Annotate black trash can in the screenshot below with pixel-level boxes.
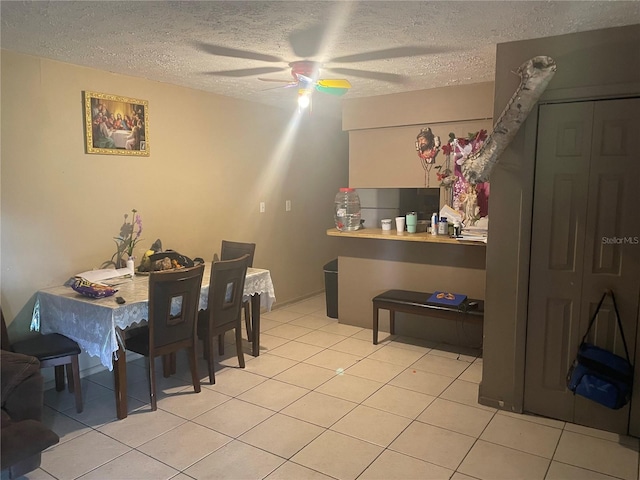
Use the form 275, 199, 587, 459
323, 259, 338, 319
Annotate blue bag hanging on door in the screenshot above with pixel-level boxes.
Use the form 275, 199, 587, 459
567, 290, 634, 410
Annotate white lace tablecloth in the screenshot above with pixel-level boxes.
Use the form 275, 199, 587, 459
30, 264, 275, 370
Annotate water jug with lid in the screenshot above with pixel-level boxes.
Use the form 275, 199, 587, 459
334, 188, 361, 231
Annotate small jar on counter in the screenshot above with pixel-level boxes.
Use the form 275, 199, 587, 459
438, 216, 448, 235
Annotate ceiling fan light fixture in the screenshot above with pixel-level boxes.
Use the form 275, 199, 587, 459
297, 91, 312, 109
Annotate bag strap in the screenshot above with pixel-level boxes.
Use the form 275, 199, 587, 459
581, 289, 632, 364
580, 291, 607, 344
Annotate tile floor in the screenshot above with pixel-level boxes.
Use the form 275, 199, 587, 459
7, 294, 640, 480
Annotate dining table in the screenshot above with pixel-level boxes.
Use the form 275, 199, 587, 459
30, 262, 275, 419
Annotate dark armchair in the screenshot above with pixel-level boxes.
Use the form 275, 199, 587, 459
1, 350, 59, 479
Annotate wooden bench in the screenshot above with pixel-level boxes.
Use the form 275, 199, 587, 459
372, 290, 484, 344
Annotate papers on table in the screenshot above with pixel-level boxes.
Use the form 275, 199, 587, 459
456, 234, 488, 244
439, 205, 463, 224
457, 225, 488, 243
75, 268, 133, 283
454, 215, 488, 243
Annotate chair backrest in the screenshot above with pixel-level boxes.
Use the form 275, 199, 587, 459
205, 255, 250, 331
220, 240, 255, 268
148, 264, 205, 353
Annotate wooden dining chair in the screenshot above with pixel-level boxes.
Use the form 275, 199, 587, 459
197, 254, 250, 384
220, 240, 256, 345
1, 308, 83, 413
123, 264, 205, 411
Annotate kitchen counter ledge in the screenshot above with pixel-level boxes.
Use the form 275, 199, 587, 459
326, 228, 486, 246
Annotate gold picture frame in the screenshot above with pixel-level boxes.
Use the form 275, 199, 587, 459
83, 91, 149, 156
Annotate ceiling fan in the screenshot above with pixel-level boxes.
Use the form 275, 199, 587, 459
257, 60, 353, 107
195, 24, 441, 104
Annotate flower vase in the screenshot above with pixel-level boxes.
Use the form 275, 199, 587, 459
126, 256, 135, 277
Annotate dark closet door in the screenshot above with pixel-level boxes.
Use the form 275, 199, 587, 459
525, 98, 640, 434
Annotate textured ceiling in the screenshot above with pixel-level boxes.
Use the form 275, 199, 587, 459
2, 1, 639, 113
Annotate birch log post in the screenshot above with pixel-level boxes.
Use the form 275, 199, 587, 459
461, 56, 557, 184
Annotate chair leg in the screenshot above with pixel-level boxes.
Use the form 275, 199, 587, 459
207, 335, 216, 385
162, 355, 172, 378
218, 334, 225, 355
202, 334, 209, 360
70, 356, 83, 413
187, 346, 201, 393
235, 326, 245, 368
54, 365, 65, 391
65, 363, 75, 393
147, 357, 157, 411
244, 302, 252, 340
161, 353, 177, 378
171, 352, 177, 374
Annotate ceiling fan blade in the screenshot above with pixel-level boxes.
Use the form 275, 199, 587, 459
329, 46, 439, 63
327, 68, 409, 84
194, 41, 284, 63
205, 67, 286, 77
288, 24, 326, 58
318, 79, 352, 89
316, 85, 349, 97
261, 83, 299, 91
258, 77, 297, 85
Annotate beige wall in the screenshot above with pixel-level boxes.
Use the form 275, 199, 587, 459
479, 25, 640, 419
1, 51, 348, 373
342, 82, 495, 131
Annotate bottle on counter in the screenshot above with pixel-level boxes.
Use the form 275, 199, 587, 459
431, 213, 438, 235
126, 257, 136, 276
334, 188, 361, 231
453, 221, 461, 237
438, 216, 448, 235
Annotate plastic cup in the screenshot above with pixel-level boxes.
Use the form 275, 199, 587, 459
406, 212, 417, 233
395, 216, 405, 232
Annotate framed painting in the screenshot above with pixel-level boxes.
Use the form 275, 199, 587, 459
83, 91, 149, 156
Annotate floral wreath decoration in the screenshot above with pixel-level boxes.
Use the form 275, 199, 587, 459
413, 127, 488, 194
436, 130, 489, 225
436, 129, 488, 189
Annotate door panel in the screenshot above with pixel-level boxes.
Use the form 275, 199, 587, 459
540, 299, 573, 392
590, 175, 624, 275
548, 175, 580, 271
574, 98, 640, 433
524, 102, 593, 421
525, 98, 640, 434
